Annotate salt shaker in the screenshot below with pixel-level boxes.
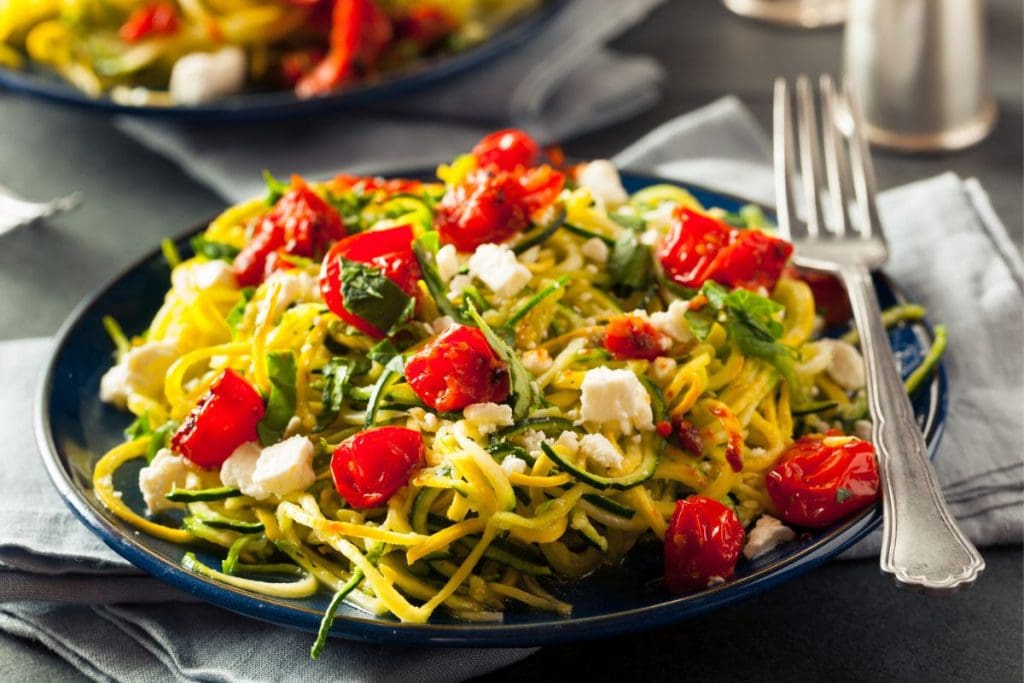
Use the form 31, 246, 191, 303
844, 0, 997, 152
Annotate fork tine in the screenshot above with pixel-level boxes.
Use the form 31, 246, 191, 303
842, 77, 883, 239
772, 77, 798, 242
819, 74, 852, 237
794, 75, 826, 237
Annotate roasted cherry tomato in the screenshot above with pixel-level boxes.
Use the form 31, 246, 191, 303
279, 48, 326, 87
603, 314, 666, 360
471, 129, 540, 172
519, 164, 566, 214
170, 370, 265, 469
435, 170, 530, 252
664, 495, 745, 593
296, 0, 392, 97
405, 325, 510, 412
319, 224, 421, 338
331, 426, 425, 508
783, 266, 852, 328
658, 208, 793, 292
233, 179, 346, 287
328, 174, 423, 196
119, 2, 179, 42
394, 4, 456, 51
766, 433, 880, 528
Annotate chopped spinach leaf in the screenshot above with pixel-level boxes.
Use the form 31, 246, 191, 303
608, 229, 653, 291
316, 356, 371, 431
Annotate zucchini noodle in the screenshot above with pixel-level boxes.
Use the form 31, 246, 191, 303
91, 152, 942, 646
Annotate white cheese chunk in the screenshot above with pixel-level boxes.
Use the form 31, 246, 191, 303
579, 367, 654, 434
138, 448, 191, 514
820, 339, 866, 390
650, 356, 678, 383
576, 160, 628, 208
579, 433, 624, 469
448, 274, 473, 300
580, 237, 610, 264
522, 348, 553, 375
169, 47, 247, 105
500, 455, 528, 476
742, 515, 797, 560
172, 260, 236, 297
251, 436, 316, 499
519, 429, 547, 455
554, 430, 581, 454
407, 407, 440, 433
220, 441, 267, 500
463, 402, 514, 435
99, 338, 180, 407
467, 243, 531, 299
650, 300, 693, 344
436, 244, 460, 283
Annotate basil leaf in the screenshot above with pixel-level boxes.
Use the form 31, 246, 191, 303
257, 351, 297, 445
465, 302, 539, 421
124, 413, 151, 440
316, 355, 371, 431
226, 288, 255, 333
835, 487, 854, 503
190, 235, 240, 262
368, 339, 400, 365
412, 233, 468, 324
337, 258, 415, 337
364, 355, 405, 428
609, 212, 646, 231
263, 170, 289, 206
608, 230, 652, 291
146, 419, 180, 463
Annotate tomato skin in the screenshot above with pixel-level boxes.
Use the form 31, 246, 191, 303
296, 0, 392, 97
170, 370, 265, 469
664, 495, 745, 593
603, 314, 666, 360
331, 426, 425, 509
319, 224, 421, 339
658, 208, 793, 292
394, 4, 456, 51
233, 181, 346, 287
519, 165, 565, 214
327, 174, 423, 196
766, 433, 881, 528
472, 129, 540, 172
405, 325, 510, 412
783, 266, 851, 327
119, 2, 178, 42
435, 170, 530, 252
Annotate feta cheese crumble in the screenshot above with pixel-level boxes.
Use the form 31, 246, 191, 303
467, 243, 532, 299
99, 338, 181, 407
436, 244, 460, 283
500, 455, 528, 476
220, 441, 266, 499
579, 433, 624, 469
742, 515, 796, 559
169, 47, 246, 105
579, 367, 654, 434
820, 339, 866, 390
650, 300, 693, 343
576, 160, 628, 207
138, 448, 191, 514
463, 402, 514, 435
522, 348, 553, 374
581, 237, 610, 264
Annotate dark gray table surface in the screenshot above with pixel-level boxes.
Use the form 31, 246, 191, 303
0, 0, 1020, 680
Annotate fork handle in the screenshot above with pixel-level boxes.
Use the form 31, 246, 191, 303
838, 264, 985, 593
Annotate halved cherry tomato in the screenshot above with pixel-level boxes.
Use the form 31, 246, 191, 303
783, 265, 851, 328
658, 208, 793, 292
296, 0, 393, 97
327, 174, 423, 196
519, 164, 565, 214
394, 4, 456, 51
435, 170, 530, 252
472, 129, 540, 172
331, 426, 425, 508
233, 179, 346, 287
405, 325, 510, 412
119, 2, 179, 42
766, 433, 880, 528
170, 370, 265, 469
664, 495, 745, 593
319, 224, 421, 338
603, 314, 666, 360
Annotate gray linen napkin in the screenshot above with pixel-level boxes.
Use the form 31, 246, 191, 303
116, 0, 666, 203
2, 97, 1022, 680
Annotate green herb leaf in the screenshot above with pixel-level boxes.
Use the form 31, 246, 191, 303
146, 419, 179, 463
337, 258, 415, 337
191, 235, 241, 262
411, 232, 468, 324
364, 355, 405, 428
257, 351, 297, 445
609, 212, 646, 231
368, 339, 400, 366
124, 413, 151, 440
316, 355, 371, 431
263, 170, 289, 206
226, 288, 255, 333
835, 487, 854, 503
465, 301, 539, 421
608, 230, 653, 291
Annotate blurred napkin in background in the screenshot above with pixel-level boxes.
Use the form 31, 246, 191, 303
2, 97, 1022, 683
118, 0, 666, 202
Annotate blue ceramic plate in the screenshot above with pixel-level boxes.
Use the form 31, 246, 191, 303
0, 1, 563, 121
35, 174, 947, 646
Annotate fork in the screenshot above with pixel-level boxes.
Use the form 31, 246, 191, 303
773, 74, 985, 593
0, 184, 82, 235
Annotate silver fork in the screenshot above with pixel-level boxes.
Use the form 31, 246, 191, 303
0, 184, 82, 235
773, 74, 985, 593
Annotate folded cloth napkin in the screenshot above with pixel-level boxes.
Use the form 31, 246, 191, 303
116, 0, 666, 203
2, 96, 1022, 681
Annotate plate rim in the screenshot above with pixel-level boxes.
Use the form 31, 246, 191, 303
0, 0, 566, 121
33, 173, 948, 646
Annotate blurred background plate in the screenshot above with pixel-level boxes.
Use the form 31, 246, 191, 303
0, 0, 564, 121
35, 173, 946, 646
